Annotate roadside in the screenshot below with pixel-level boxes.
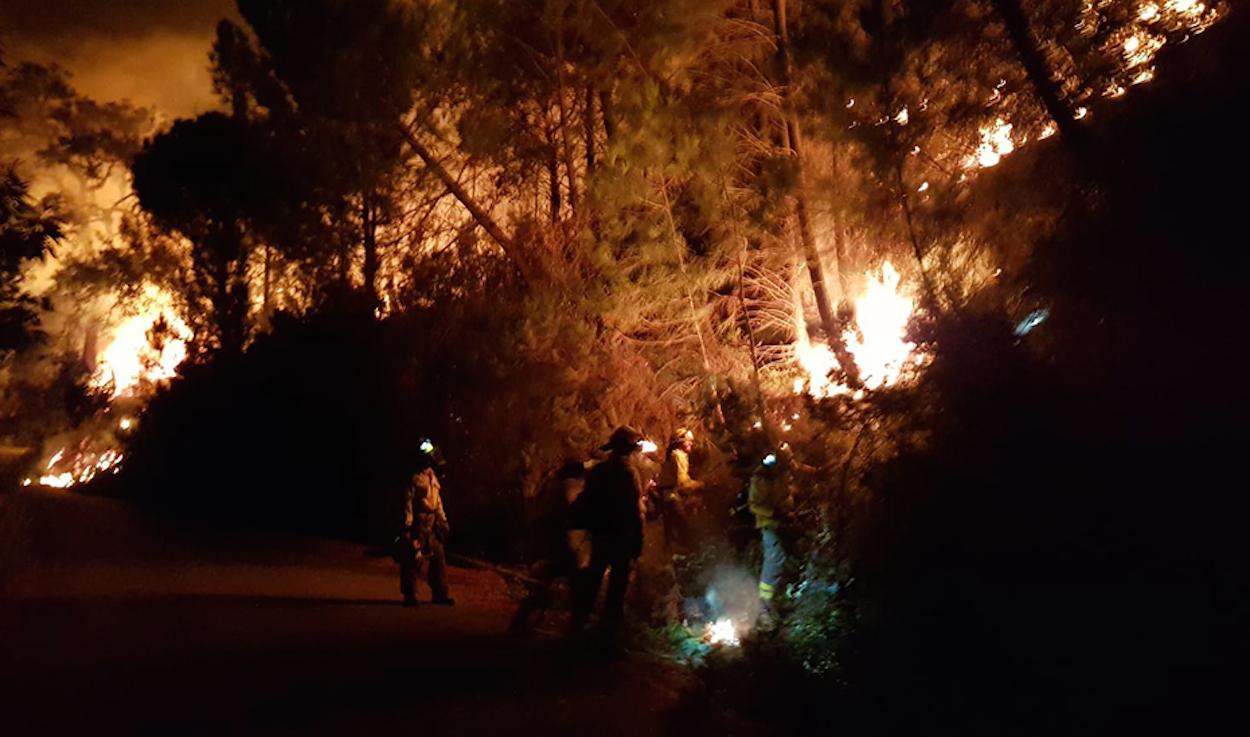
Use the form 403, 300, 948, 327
0, 490, 731, 737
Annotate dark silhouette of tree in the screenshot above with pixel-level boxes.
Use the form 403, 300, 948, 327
212, 0, 428, 306
131, 113, 273, 355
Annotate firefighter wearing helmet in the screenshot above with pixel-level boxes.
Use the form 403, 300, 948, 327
655, 427, 703, 551
749, 448, 792, 612
398, 438, 454, 607
568, 426, 647, 649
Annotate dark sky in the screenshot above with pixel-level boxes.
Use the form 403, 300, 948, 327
2, 0, 239, 117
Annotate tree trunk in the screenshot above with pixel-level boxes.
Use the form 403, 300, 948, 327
991, 0, 1086, 149
397, 125, 528, 278
584, 84, 597, 175
554, 30, 579, 213
362, 191, 379, 309
546, 123, 562, 223
893, 160, 940, 312
770, 0, 860, 387
599, 90, 616, 141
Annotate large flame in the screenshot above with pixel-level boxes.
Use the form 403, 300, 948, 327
26, 285, 191, 489
794, 261, 918, 398
89, 286, 191, 398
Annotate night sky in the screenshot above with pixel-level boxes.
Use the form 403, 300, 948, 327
1, 0, 237, 116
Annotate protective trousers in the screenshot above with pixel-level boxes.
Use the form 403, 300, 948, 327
400, 530, 449, 602
759, 527, 785, 603
571, 551, 634, 641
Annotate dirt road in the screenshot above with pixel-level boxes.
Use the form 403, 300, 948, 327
0, 491, 716, 737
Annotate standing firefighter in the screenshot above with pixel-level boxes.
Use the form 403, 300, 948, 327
569, 426, 646, 647
398, 439, 454, 607
749, 451, 791, 612
656, 428, 703, 551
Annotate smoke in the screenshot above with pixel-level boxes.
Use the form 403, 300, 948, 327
693, 564, 762, 627
1, 0, 236, 118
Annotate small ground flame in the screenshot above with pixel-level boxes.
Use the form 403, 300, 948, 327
703, 618, 741, 647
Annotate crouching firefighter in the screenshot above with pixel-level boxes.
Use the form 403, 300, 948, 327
398, 439, 454, 607
749, 450, 792, 613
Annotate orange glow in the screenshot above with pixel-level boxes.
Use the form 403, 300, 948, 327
89, 285, 191, 398
968, 118, 1015, 169
35, 447, 124, 489
794, 262, 919, 397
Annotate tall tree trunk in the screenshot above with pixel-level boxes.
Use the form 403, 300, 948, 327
584, 84, 597, 175
545, 123, 562, 223
362, 191, 379, 309
770, 0, 860, 387
599, 90, 616, 141
554, 30, 579, 213
991, 0, 1085, 149
397, 125, 529, 279
261, 244, 271, 330
893, 160, 940, 311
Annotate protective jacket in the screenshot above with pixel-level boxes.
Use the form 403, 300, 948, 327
657, 448, 703, 502
573, 455, 645, 559
748, 469, 790, 531
406, 467, 449, 539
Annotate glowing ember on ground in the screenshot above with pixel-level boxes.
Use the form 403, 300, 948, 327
794, 261, 919, 397
34, 447, 124, 489
704, 618, 741, 647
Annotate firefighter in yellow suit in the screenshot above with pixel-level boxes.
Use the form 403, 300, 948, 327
400, 440, 454, 607
748, 451, 791, 609
656, 428, 703, 551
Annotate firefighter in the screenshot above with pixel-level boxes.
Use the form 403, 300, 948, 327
569, 426, 647, 647
399, 439, 454, 607
748, 450, 791, 613
655, 427, 704, 551
510, 460, 588, 632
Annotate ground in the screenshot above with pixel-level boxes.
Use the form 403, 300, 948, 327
0, 490, 743, 737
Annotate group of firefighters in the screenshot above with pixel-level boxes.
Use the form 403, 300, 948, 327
395, 426, 791, 648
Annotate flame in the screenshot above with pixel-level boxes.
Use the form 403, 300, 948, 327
703, 618, 741, 646
28, 284, 191, 489
968, 118, 1015, 169
794, 262, 918, 397
89, 286, 191, 398
35, 446, 124, 489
